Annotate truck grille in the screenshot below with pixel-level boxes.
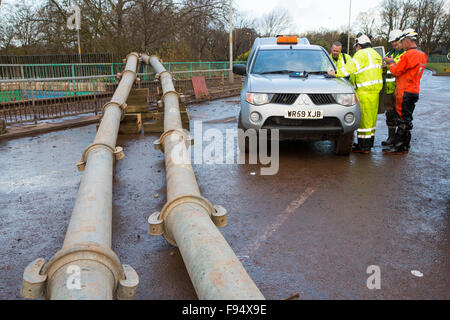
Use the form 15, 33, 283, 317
308, 94, 336, 105
270, 93, 336, 105
270, 93, 299, 105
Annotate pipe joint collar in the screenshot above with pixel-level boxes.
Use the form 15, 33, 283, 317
76, 142, 125, 171
120, 69, 137, 81
148, 195, 227, 246
156, 70, 172, 82
126, 52, 140, 61
162, 89, 179, 101
154, 128, 193, 152
21, 243, 139, 300
101, 101, 127, 120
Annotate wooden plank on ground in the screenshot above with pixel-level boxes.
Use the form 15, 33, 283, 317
0, 116, 100, 140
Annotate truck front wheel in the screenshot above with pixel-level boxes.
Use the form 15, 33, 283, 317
335, 131, 354, 155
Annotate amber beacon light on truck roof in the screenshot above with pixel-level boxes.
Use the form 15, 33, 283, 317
277, 36, 298, 45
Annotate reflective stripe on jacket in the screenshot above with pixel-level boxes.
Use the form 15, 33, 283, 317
336, 48, 383, 93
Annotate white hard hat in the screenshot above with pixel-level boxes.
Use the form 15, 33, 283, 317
388, 29, 403, 42
400, 28, 418, 41
354, 34, 371, 47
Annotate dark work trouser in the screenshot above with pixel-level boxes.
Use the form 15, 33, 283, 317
395, 91, 419, 150
384, 93, 398, 127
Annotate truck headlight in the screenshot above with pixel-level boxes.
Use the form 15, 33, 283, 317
246, 93, 273, 105
332, 93, 357, 106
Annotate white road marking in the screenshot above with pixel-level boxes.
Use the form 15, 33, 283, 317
240, 186, 316, 259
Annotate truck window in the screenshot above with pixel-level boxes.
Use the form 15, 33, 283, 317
252, 49, 333, 74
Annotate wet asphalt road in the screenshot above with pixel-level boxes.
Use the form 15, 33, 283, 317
0, 70, 448, 299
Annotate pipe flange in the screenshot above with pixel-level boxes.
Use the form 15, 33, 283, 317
40, 242, 138, 300
101, 101, 127, 118
158, 195, 216, 247
157, 128, 192, 153
158, 70, 172, 81
161, 90, 179, 101
126, 52, 140, 61
76, 142, 124, 171
41, 243, 124, 289
21, 243, 138, 300
121, 69, 137, 81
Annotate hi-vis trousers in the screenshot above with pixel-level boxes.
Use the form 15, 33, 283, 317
356, 91, 380, 148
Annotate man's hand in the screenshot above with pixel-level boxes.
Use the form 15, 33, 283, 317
328, 69, 336, 76
383, 57, 395, 65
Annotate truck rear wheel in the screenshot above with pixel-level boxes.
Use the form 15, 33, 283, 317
335, 131, 354, 155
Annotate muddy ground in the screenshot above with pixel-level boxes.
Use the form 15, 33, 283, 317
0, 70, 448, 299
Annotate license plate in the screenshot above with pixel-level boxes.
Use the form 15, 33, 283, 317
284, 109, 323, 119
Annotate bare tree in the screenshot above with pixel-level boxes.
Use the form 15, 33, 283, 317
257, 8, 294, 37
9, 1, 41, 52
355, 8, 380, 38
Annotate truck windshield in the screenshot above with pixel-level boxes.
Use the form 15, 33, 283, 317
252, 49, 333, 74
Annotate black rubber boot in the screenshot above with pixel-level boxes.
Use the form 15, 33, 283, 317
370, 136, 375, 148
383, 125, 409, 154
352, 138, 371, 154
381, 127, 396, 146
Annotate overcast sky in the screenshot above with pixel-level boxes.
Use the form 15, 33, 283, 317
235, 0, 383, 33
1, 0, 383, 33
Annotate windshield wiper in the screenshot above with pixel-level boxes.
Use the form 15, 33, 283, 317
308, 70, 336, 78
258, 70, 298, 75
308, 71, 330, 74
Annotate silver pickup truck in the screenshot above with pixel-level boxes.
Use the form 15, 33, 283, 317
233, 36, 360, 155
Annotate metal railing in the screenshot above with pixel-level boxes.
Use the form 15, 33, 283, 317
0, 68, 238, 125
0, 52, 117, 64
0, 61, 245, 80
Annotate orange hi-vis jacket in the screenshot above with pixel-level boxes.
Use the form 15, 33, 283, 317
388, 47, 427, 94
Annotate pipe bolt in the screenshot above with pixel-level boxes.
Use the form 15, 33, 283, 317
148, 212, 164, 236
212, 205, 228, 228
76, 160, 86, 172
114, 146, 125, 161
117, 264, 139, 300
153, 139, 162, 151
21, 258, 47, 299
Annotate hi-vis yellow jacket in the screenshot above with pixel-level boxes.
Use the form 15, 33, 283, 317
384, 49, 405, 94
330, 52, 352, 71
336, 48, 383, 93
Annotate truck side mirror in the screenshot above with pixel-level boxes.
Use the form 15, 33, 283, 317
233, 64, 246, 76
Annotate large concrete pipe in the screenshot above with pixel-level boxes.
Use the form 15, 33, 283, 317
141, 54, 264, 300
21, 53, 140, 300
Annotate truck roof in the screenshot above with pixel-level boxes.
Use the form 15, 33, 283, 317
253, 37, 322, 51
